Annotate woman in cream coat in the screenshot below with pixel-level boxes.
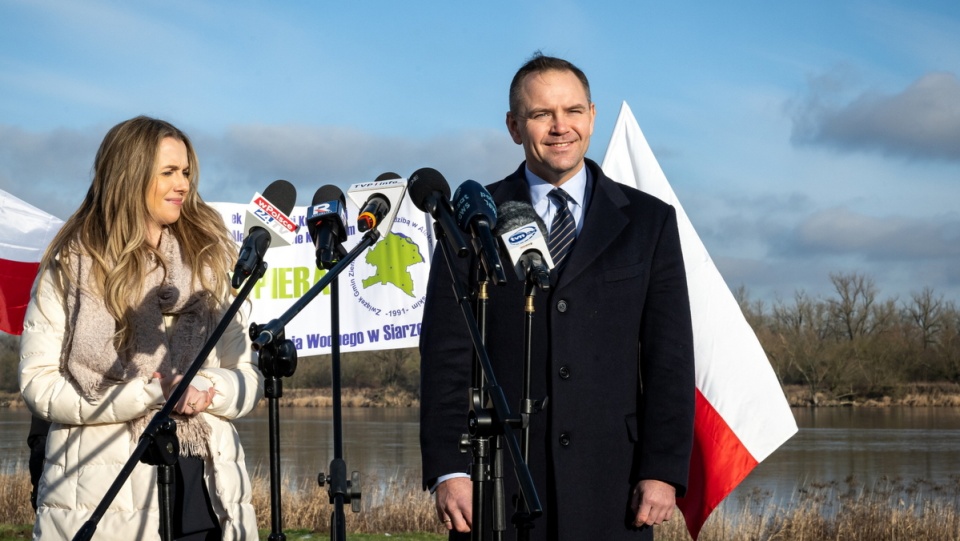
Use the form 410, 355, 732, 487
19, 116, 263, 540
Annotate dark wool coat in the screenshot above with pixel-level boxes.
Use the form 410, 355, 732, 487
420, 159, 695, 540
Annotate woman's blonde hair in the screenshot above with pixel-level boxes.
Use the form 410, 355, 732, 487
39, 116, 234, 345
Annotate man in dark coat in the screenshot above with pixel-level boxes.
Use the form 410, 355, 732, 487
419, 53, 695, 540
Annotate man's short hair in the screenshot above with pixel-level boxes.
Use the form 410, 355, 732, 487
509, 52, 592, 114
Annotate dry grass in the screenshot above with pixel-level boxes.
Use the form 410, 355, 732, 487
250, 469, 443, 535
9, 383, 960, 410
0, 465, 34, 526
272, 386, 420, 408
783, 383, 960, 407
0, 465, 442, 536
661, 476, 960, 541
5, 467, 960, 539
0, 388, 423, 410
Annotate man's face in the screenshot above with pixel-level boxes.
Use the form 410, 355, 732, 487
506, 69, 596, 186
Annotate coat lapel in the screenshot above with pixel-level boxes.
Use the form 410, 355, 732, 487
489, 164, 532, 206
554, 164, 631, 289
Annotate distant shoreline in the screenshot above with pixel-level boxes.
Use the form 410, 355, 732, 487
5, 383, 960, 409
783, 383, 960, 407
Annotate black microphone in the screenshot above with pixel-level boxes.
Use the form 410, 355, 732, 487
453, 180, 508, 284
357, 195, 388, 232
494, 201, 554, 289
232, 179, 297, 288
408, 167, 469, 258
347, 172, 408, 235
306, 185, 347, 269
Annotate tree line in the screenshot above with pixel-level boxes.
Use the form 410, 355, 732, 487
740, 272, 960, 401
2, 271, 958, 401
0, 330, 420, 396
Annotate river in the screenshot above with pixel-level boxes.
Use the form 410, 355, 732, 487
3, 406, 960, 508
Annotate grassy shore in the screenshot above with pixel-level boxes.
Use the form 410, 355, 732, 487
4, 385, 960, 538
0, 465, 446, 540
0, 387, 422, 409
6, 383, 960, 410
2, 466, 960, 540
784, 383, 960, 407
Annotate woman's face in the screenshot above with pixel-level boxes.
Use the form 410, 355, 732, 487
146, 137, 190, 246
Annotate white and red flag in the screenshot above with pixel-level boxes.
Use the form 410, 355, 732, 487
0, 189, 63, 335
601, 102, 797, 539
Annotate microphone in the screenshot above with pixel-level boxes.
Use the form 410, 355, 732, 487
346, 172, 407, 237
494, 201, 554, 288
306, 185, 348, 269
453, 179, 507, 284
407, 167, 469, 258
375, 172, 402, 181
232, 179, 298, 288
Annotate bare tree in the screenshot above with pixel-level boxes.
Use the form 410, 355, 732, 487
769, 291, 837, 397
904, 287, 946, 350
828, 272, 882, 341
372, 347, 417, 389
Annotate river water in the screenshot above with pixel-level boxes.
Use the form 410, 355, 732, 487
3, 406, 960, 507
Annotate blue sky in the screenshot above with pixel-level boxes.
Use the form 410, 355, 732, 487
1, 0, 958, 304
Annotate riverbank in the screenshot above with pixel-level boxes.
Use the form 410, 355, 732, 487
784, 383, 960, 407
6, 383, 960, 409
2, 467, 959, 540
0, 387, 421, 409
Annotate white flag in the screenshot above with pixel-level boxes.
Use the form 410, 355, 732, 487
601, 102, 797, 539
0, 189, 63, 334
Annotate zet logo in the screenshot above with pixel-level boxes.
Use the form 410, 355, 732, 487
347, 209, 432, 323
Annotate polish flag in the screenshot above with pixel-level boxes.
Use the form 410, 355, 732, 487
0, 189, 63, 335
600, 102, 797, 539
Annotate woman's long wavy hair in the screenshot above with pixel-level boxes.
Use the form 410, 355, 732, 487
38, 116, 234, 347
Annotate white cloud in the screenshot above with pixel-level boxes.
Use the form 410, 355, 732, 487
791, 71, 960, 161
788, 207, 960, 260
0, 122, 521, 219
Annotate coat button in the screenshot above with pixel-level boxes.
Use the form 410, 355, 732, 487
559, 366, 571, 379
557, 300, 568, 312
559, 433, 571, 446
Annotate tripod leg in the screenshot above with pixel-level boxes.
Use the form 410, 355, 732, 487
157, 463, 174, 541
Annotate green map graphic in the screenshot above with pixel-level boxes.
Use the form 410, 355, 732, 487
361, 232, 425, 297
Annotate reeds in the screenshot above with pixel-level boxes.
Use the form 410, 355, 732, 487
249, 469, 443, 535
0, 463, 33, 526
4, 467, 960, 540
664, 475, 960, 541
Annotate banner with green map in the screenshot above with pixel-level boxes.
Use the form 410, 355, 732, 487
212, 196, 435, 355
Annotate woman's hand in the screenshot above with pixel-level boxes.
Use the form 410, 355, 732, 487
153, 372, 217, 416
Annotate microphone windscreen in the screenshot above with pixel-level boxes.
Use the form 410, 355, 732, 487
244, 179, 297, 232
408, 167, 451, 212
261, 179, 297, 215
375, 172, 402, 181
308, 184, 347, 238
312, 185, 345, 206
453, 180, 497, 231
494, 200, 546, 235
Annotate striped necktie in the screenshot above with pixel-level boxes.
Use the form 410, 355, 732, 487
547, 188, 576, 267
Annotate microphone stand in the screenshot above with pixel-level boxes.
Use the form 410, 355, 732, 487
464, 269, 507, 541
73, 260, 268, 541
250, 232, 379, 539
514, 270, 550, 541
252, 317, 297, 541
317, 244, 361, 541
465, 273, 490, 541
433, 222, 542, 538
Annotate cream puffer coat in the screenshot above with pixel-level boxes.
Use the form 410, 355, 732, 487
20, 270, 264, 540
